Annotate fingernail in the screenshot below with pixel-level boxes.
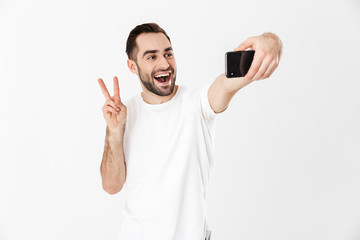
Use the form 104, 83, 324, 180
117, 108, 120, 111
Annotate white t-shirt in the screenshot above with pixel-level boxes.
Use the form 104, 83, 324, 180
118, 84, 221, 240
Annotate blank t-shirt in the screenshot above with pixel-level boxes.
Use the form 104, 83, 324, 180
118, 84, 221, 240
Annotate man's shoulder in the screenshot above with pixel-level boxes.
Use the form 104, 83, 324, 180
179, 83, 211, 99
180, 83, 210, 93
124, 93, 139, 103
123, 93, 140, 109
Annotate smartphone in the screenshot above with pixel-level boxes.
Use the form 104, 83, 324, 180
225, 50, 255, 78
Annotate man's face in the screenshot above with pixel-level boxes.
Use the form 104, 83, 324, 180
132, 33, 177, 96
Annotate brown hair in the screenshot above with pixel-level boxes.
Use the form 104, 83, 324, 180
126, 23, 171, 61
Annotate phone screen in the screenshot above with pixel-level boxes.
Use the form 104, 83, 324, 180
225, 50, 255, 78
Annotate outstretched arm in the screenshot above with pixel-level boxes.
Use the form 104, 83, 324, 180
208, 32, 283, 113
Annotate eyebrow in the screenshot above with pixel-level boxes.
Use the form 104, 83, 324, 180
142, 47, 173, 59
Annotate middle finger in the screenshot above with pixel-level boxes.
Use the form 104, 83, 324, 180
252, 57, 272, 80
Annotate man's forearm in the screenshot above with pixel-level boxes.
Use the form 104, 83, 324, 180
208, 73, 252, 113
100, 126, 126, 194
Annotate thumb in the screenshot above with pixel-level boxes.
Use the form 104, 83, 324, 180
234, 37, 253, 51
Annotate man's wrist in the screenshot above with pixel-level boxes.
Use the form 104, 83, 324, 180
106, 125, 125, 143
221, 73, 252, 93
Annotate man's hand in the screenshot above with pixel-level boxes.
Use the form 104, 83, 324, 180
208, 32, 283, 114
98, 76, 127, 131
234, 32, 283, 81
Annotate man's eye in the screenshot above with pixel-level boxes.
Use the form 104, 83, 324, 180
166, 53, 173, 57
148, 56, 155, 60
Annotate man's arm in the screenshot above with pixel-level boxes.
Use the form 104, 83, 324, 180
100, 126, 126, 195
98, 76, 127, 195
208, 32, 283, 113
208, 73, 251, 113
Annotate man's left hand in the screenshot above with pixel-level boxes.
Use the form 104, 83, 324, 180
234, 32, 283, 81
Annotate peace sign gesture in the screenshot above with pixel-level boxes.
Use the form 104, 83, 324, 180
98, 76, 127, 130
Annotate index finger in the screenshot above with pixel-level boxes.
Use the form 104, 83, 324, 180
97, 78, 111, 99
234, 37, 254, 51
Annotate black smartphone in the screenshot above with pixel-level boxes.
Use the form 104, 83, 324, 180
225, 50, 255, 78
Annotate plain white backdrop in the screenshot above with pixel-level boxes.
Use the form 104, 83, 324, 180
1, 0, 360, 239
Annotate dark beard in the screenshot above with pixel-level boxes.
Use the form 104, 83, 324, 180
135, 62, 176, 96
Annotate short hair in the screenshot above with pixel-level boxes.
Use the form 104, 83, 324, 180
126, 23, 171, 61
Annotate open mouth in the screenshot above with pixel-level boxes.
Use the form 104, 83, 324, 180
153, 72, 171, 84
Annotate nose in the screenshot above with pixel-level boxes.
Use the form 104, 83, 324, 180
158, 56, 170, 70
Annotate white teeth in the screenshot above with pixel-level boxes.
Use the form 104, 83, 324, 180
154, 73, 170, 78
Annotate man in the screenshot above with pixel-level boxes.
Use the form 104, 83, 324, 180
98, 23, 282, 240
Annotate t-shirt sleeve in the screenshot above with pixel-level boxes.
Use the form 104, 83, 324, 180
188, 83, 223, 122
200, 83, 224, 121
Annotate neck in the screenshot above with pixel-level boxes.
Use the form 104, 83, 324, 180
141, 85, 178, 104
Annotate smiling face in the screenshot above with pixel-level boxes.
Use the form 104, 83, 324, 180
127, 32, 177, 97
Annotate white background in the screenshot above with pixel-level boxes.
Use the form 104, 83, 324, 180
1, 0, 360, 239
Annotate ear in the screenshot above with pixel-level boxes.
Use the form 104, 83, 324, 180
127, 59, 138, 74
